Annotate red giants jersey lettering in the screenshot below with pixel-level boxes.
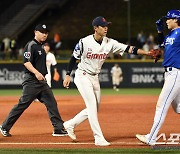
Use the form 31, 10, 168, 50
86, 52, 107, 59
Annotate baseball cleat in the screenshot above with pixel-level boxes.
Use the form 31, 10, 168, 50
63, 121, 76, 141
52, 129, 68, 137
136, 134, 155, 146
0, 125, 11, 137
95, 140, 111, 146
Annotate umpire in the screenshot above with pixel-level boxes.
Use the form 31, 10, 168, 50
0, 24, 67, 137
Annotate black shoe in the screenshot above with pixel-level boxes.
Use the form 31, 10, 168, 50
52, 129, 68, 137
0, 125, 11, 137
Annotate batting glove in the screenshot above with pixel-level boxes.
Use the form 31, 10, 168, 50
155, 18, 164, 32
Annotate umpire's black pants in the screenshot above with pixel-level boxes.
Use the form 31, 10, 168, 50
2, 73, 64, 132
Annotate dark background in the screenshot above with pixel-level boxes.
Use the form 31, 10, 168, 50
0, 0, 179, 49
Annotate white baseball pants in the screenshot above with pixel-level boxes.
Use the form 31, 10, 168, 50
147, 67, 180, 144
69, 69, 107, 142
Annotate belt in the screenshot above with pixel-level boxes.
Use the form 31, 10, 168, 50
83, 70, 97, 76
164, 67, 179, 72
165, 67, 172, 72
78, 69, 97, 76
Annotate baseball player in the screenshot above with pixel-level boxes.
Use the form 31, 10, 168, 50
63, 16, 158, 146
111, 63, 123, 91
0, 24, 67, 137
44, 42, 59, 87
136, 10, 180, 146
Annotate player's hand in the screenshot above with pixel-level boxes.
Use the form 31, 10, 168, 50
53, 70, 60, 81
63, 75, 71, 89
155, 18, 164, 32
35, 72, 45, 81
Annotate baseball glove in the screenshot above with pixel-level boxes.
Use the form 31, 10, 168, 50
148, 49, 161, 63
53, 71, 60, 81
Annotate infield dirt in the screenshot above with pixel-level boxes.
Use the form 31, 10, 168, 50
0, 95, 179, 148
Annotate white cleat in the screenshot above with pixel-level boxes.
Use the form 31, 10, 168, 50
95, 140, 111, 146
63, 121, 76, 141
136, 134, 155, 146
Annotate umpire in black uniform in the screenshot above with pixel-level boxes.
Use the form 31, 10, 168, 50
0, 24, 67, 137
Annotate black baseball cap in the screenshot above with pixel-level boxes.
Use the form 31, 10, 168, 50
35, 24, 49, 33
92, 16, 111, 27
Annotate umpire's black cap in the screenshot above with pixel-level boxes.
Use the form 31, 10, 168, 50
35, 24, 49, 33
92, 16, 111, 27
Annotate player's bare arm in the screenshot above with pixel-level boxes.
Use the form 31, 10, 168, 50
24, 61, 45, 81
126, 46, 161, 62
63, 55, 78, 89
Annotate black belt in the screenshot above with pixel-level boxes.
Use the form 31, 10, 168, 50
165, 67, 172, 72
84, 71, 97, 76
164, 67, 180, 72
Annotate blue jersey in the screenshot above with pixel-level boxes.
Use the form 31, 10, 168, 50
162, 28, 180, 68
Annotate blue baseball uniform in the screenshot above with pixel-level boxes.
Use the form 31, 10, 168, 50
136, 10, 180, 146
163, 28, 180, 68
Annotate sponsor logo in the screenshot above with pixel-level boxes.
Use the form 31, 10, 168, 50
88, 48, 92, 51
86, 52, 107, 59
0, 68, 24, 85
75, 43, 80, 51
171, 13, 180, 18
24, 51, 31, 59
38, 50, 42, 55
42, 24, 47, 29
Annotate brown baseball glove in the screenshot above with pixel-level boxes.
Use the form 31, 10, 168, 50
148, 49, 161, 63
53, 71, 60, 81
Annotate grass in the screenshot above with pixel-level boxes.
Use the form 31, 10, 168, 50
0, 88, 161, 96
0, 148, 180, 154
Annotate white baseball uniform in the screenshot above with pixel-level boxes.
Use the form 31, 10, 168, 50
45, 52, 57, 87
67, 35, 127, 143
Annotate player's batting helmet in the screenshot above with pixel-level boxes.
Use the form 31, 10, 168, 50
164, 10, 180, 21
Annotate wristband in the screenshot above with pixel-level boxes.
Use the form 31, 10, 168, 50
66, 71, 71, 76
124, 45, 130, 53
131, 46, 138, 55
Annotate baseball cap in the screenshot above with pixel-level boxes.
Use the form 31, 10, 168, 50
164, 10, 180, 21
35, 24, 49, 33
92, 16, 111, 27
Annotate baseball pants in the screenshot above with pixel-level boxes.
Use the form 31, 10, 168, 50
68, 69, 107, 142
1, 73, 64, 132
148, 68, 180, 144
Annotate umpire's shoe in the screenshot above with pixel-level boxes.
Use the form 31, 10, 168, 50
0, 125, 12, 137
52, 129, 68, 137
